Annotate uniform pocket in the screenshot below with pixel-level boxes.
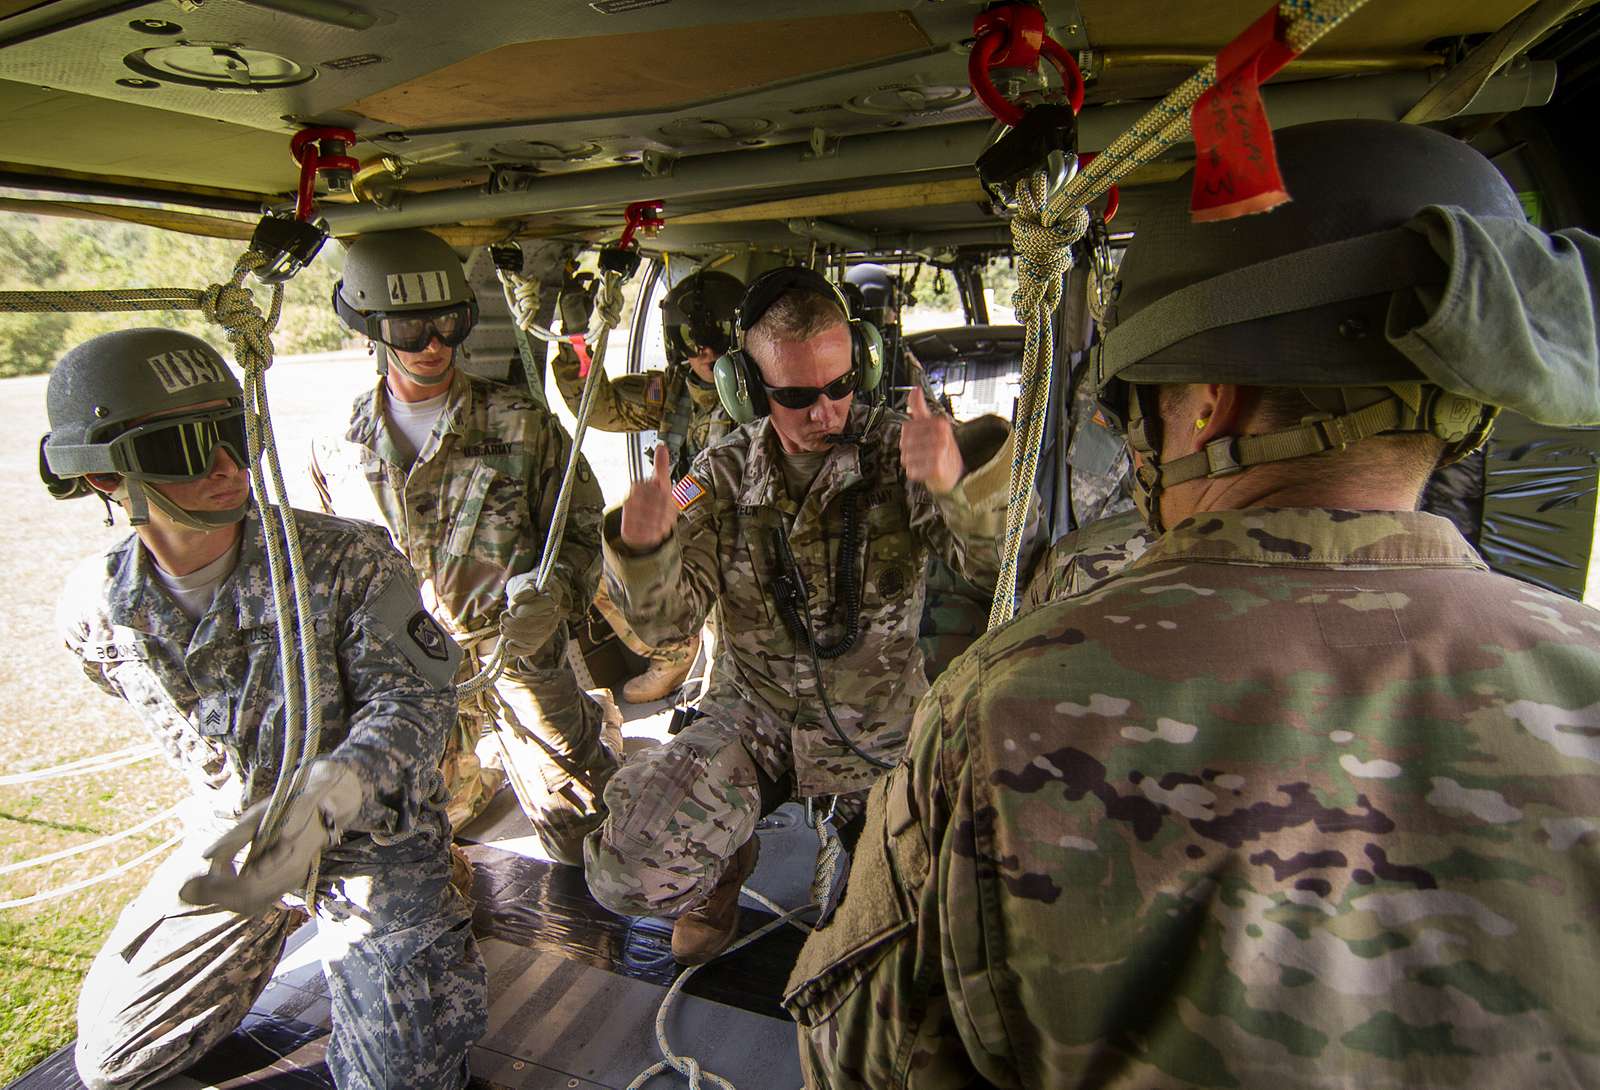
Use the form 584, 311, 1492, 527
445, 459, 528, 566
782, 769, 919, 1027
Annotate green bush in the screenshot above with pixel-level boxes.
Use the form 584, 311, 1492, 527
0, 211, 354, 377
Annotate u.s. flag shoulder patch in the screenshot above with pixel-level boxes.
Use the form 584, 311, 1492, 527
671, 474, 706, 511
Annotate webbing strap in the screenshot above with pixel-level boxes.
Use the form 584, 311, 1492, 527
1161, 396, 1404, 486
1100, 227, 1441, 382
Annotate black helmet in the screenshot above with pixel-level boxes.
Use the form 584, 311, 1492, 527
845, 262, 898, 327
42, 328, 249, 528
661, 269, 743, 364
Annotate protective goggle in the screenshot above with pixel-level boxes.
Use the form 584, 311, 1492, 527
665, 318, 735, 361
107, 405, 249, 481
372, 303, 476, 353
762, 369, 859, 410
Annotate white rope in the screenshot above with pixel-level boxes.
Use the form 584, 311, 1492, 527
0, 803, 183, 876
455, 267, 628, 701
627, 813, 843, 1089
0, 744, 159, 786
986, 0, 1374, 630
0, 833, 182, 911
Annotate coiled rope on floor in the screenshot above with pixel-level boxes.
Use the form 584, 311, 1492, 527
0, 743, 160, 786
986, 0, 1374, 630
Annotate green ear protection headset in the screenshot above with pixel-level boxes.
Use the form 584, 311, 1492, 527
712, 266, 883, 425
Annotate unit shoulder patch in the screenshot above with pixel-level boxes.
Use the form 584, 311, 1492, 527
671, 474, 706, 511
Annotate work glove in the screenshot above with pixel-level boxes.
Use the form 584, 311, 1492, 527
179, 759, 365, 917
499, 572, 566, 659
557, 269, 598, 334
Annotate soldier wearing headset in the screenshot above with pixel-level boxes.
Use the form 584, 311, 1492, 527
582, 266, 1038, 964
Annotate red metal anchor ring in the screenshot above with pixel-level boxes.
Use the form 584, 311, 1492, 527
289, 127, 358, 222
969, 3, 1085, 127
617, 199, 665, 250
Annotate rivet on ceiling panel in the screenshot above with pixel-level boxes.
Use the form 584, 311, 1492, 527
845, 85, 973, 116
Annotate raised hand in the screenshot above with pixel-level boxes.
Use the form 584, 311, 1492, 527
620, 443, 681, 552
899, 386, 964, 495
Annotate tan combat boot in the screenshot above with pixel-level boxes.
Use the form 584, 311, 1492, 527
671, 836, 760, 965
621, 652, 695, 704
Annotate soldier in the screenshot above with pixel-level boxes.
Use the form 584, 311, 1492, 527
585, 266, 1035, 964
310, 228, 618, 866
41, 329, 487, 1089
550, 268, 743, 703
784, 120, 1600, 1087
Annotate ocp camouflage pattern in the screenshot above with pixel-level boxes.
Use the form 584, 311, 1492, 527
551, 345, 731, 478
602, 401, 1034, 797
787, 507, 1600, 1089
1019, 507, 1156, 613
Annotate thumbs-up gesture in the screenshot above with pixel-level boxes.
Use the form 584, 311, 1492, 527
620, 443, 681, 552
899, 387, 964, 495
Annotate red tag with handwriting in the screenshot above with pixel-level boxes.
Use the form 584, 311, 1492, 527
571, 333, 593, 378
1190, 6, 1301, 222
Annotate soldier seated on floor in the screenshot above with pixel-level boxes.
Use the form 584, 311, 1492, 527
785, 119, 1600, 1089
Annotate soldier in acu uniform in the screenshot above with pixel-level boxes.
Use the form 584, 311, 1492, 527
786, 120, 1600, 1088
42, 329, 486, 1090
550, 269, 743, 703
310, 229, 618, 865
584, 267, 1036, 964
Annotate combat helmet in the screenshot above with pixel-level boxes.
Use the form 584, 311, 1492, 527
845, 262, 900, 329
41, 328, 250, 529
661, 269, 743, 367
1096, 119, 1560, 530
334, 229, 477, 385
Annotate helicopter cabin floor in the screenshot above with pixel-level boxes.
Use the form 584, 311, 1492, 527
5, 694, 817, 1090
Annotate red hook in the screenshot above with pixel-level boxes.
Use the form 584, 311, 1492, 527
617, 199, 665, 251
1077, 152, 1119, 223
969, 2, 1085, 127
289, 127, 358, 222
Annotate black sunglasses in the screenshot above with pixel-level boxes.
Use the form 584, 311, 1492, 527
373, 303, 476, 353
761, 369, 859, 410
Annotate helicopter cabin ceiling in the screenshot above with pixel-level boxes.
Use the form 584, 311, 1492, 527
0, 0, 1561, 241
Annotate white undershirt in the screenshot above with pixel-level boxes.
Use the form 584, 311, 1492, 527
384, 388, 449, 466
152, 541, 241, 623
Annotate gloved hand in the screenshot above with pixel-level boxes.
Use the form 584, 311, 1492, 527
557, 269, 598, 334
500, 573, 566, 659
179, 759, 365, 917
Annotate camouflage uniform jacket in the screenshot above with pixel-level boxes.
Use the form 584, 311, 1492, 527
58, 508, 461, 858
786, 508, 1600, 1088
603, 402, 1031, 796
310, 370, 604, 634
1018, 507, 1156, 614
550, 346, 731, 478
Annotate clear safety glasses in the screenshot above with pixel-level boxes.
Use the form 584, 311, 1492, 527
109, 405, 249, 481
373, 303, 476, 353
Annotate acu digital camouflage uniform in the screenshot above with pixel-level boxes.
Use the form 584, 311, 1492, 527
786, 508, 1600, 1089
586, 402, 1033, 918
61, 508, 487, 1090
310, 369, 618, 863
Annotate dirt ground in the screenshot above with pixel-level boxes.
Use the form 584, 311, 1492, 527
0, 349, 636, 1080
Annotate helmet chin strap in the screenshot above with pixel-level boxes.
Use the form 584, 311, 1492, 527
1122, 382, 1494, 536
120, 478, 249, 531
380, 343, 453, 387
